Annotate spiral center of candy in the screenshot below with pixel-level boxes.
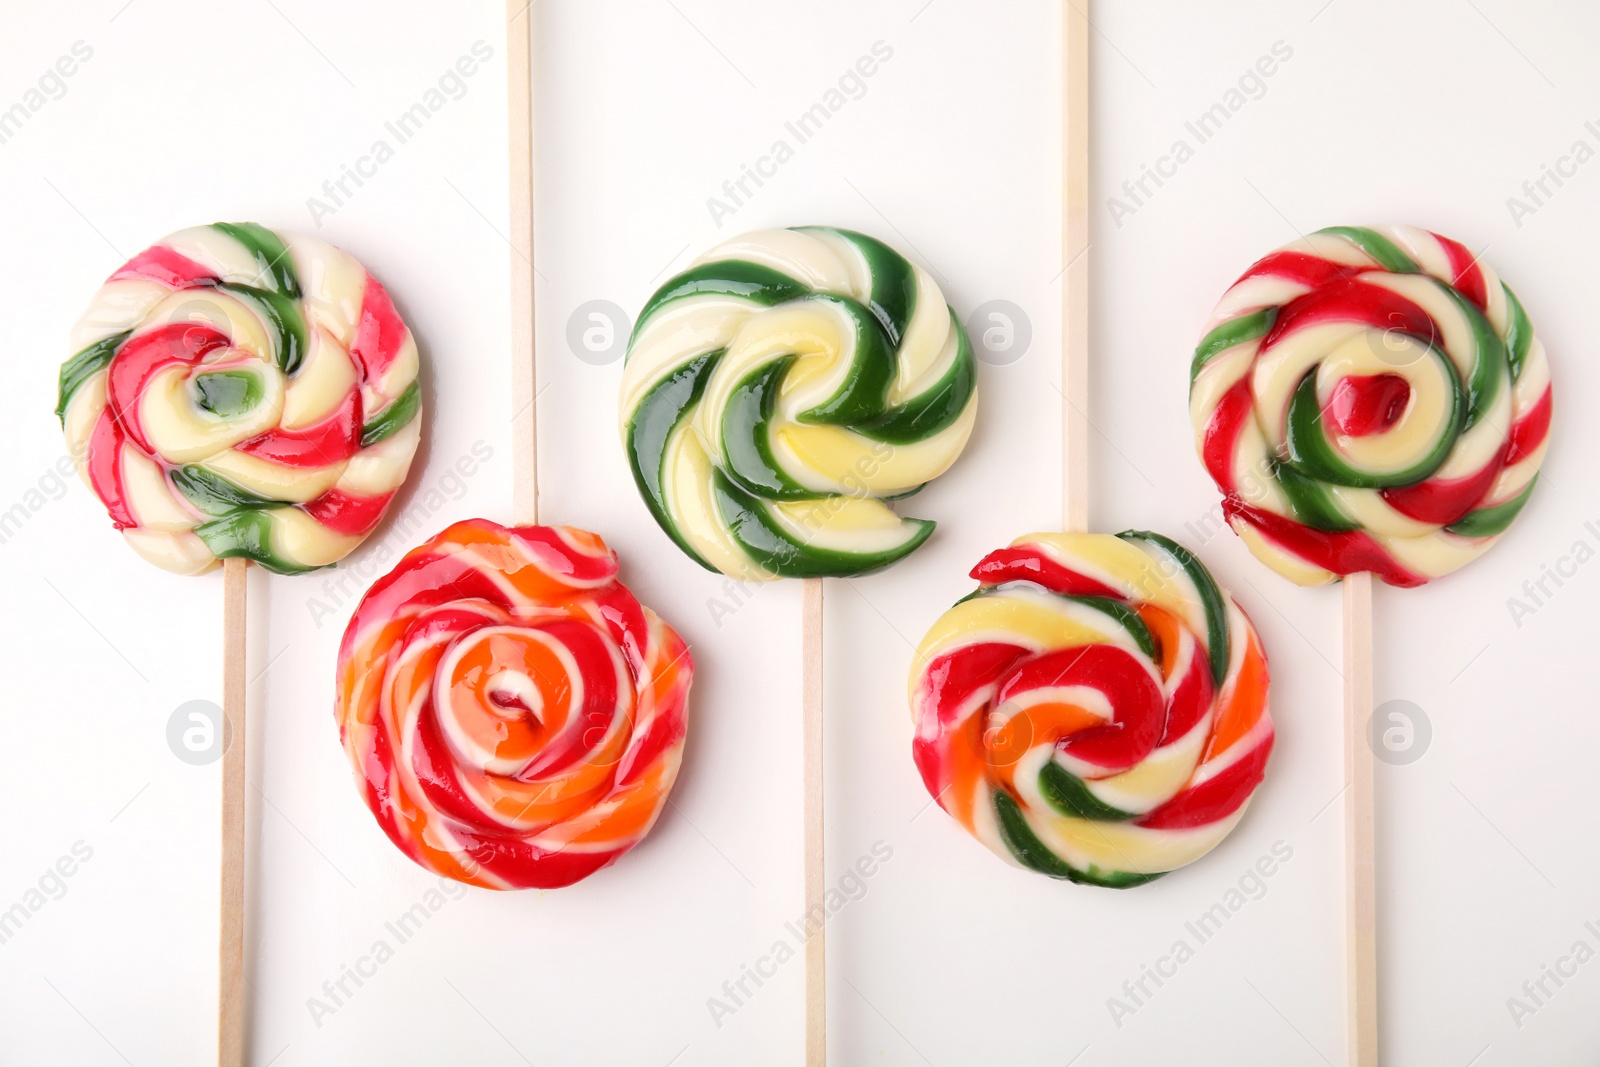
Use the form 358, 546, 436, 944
485, 669, 545, 722
991, 644, 1165, 778
191, 367, 267, 418
1325, 373, 1412, 437
442, 628, 573, 775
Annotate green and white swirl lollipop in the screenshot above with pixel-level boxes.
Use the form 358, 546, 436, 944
618, 227, 978, 580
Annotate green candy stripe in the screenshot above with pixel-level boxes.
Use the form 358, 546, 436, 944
1119, 530, 1230, 687
1038, 761, 1139, 822
212, 221, 301, 298
194, 509, 319, 575
210, 223, 309, 374
1315, 225, 1420, 274
796, 226, 918, 345
625, 351, 720, 572
993, 791, 1163, 888
1067, 865, 1164, 889
1284, 365, 1462, 489
1442, 283, 1507, 432
721, 357, 819, 501
170, 465, 286, 516
951, 583, 998, 608
1190, 307, 1276, 383
360, 380, 421, 447
56, 330, 131, 420
994, 789, 1078, 877
794, 297, 896, 427
1272, 456, 1357, 533
881, 484, 924, 502
630, 260, 810, 348
712, 469, 933, 579
216, 282, 307, 376
1446, 477, 1537, 538
856, 307, 977, 445
193, 370, 263, 418
1503, 284, 1533, 381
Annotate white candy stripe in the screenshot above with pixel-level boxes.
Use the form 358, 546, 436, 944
281, 326, 357, 429
122, 527, 215, 575
286, 233, 368, 345
68, 278, 170, 351
336, 419, 421, 497
161, 226, 272, 287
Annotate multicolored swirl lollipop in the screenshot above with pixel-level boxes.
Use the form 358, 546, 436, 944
58, 222, 422, 575
56, 222, 425, 1066
910, 532, 1273, 886
335, 519, 692, 889
1190, 224, 1551, 586
1188, 225, 1555, 1063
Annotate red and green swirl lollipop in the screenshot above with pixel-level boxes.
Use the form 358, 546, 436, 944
58, 223, 421, 575
1190, 225, 1551, 586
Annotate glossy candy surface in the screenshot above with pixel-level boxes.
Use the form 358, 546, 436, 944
336, 519, 692, 890
619, 226, 978, 581
910, 532, 1273, 887
1190, 225, 1552, 586
57, 223, 421, 575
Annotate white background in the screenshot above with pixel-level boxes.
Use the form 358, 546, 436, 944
1, 1, 1596, 1064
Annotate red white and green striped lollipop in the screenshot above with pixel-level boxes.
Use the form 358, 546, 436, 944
1190, 225, 1551, 586
55, 223, 426, 1062
58, 223, 422, 575
1191, 225, 1558, 1059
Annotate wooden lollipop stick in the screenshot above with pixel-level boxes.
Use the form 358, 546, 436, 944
508, 0, 538, 526
803, 579, 826, 1066
1343, 572, 1378, 1065
218, 556, 248, 1067
1062, 0, 1090, 534
1060, 3, 1378, 1057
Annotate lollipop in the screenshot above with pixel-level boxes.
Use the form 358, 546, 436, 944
335, 519, 692, 889
325, 19, 693, 893
619, 226, 978, 580
56, 222, 423, 1065
1189, 224, 1551, 587
910, 532, 1272, 886
58, 222, 421, 574
619, 226, 979, 1060
903, 28, 1276, 899
1187, 225, 1554, 1064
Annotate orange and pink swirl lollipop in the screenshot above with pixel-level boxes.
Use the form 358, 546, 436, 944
336, 518, 693, 889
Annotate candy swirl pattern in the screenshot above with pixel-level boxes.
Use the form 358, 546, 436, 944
1190, 225, 1552, 587
910, 532, 1273, 887
336, 519, 693, 890
620, 227, 978, 581
57, 223, 422, 575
